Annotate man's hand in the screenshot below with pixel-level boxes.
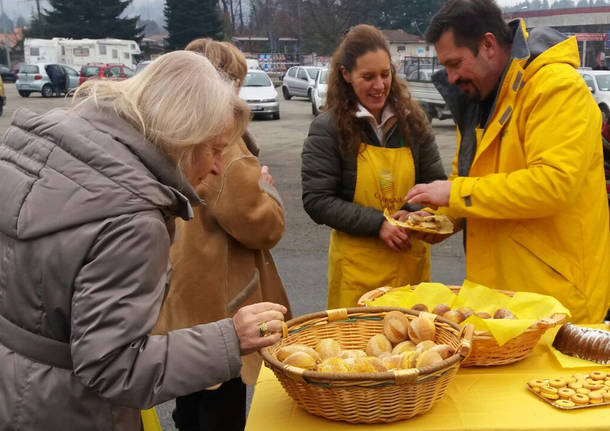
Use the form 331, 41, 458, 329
404, 181, 452, 209
379, 220, 410, 252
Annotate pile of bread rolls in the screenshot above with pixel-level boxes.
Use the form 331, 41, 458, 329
275, 311, 454, 373
411, 303, 516, 323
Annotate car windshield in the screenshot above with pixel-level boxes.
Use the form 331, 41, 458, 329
319, 69, 328, 84
595, 74, 610, 91
81, 66, 101, 77
305, 68, 319, 80
244, 72, 271, 87
19, 64, 39, 74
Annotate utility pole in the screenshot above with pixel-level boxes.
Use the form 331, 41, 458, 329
0, 0, 11, 68
36, 0, 41, 20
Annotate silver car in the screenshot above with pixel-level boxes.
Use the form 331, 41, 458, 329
579, 69, 610, 122
281, 66, 321, 101
16, 63, 79, 98
238, 70, 280, 120
311, 68, 328, 116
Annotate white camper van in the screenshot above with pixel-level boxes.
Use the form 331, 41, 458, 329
24, 38, 141, 70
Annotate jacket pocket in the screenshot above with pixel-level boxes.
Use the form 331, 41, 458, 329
510, 223, 584, 297
227, 268, 260, 315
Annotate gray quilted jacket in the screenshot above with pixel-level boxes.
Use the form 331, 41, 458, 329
0, 103, 242, 431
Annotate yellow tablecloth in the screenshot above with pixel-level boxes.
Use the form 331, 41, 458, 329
245, 325, 610, 431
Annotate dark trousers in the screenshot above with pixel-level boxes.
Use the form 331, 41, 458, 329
173, 377, 246, 431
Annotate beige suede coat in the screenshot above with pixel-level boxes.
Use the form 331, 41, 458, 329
154, 133, 291, 384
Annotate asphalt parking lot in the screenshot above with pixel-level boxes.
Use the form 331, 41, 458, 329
0, 83, 465, 429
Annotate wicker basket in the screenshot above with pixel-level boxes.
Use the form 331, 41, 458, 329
261, 307, 473, 424
358, 285, 567, 367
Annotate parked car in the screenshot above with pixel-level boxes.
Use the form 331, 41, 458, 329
0, 76, 5, 116
579, 69, 610, 122
238, 70, 280, 120
405, 66, 452, 121
311, 68, 328, 116
281, 66, 321, 101
246, 58, 260, 70
16, 63, 79, 97
79, 63, 135, 85
102, 63, 135, 80
79, 63, 107, 85
11, 62, 24, 74
0, 65, 16, 83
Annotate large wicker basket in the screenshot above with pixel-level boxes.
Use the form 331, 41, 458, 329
358, 285, 566, 367
261, 307, 473, 424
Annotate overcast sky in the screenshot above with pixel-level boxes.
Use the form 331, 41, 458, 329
2, 0, 561, 20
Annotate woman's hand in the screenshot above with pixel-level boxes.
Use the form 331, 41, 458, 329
379, 219, 410, 252
260, 165, 274, 185
232, 302, 287, 355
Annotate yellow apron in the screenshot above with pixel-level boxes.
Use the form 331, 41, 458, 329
327, 142, 430, 309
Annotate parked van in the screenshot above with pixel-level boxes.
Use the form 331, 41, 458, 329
25, 38, 140, 70
246, 58, 260, 70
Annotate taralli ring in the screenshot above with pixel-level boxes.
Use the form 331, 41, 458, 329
554, 399, 576, 408
259, 322, 268, 337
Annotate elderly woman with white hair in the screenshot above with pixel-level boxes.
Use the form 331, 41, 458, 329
0, 50, 287, 431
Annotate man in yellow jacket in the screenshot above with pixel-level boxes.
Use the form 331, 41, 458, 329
406, 0, 610, 323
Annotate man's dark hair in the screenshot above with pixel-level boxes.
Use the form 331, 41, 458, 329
425, 0, 512, 54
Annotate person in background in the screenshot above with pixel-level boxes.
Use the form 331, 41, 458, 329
301, 24, 446, 309
0, 51, 287, 431
405, 0, 610, 323
46, 64, 65, 96
153, 39, 292, 431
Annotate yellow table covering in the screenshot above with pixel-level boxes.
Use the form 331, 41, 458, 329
245, 325, 610, 431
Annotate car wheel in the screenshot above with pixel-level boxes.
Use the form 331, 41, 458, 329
18, 90, 31, 97
41, 84, 53, 98
272, 112, 280, 120
600, 104, 609, 123
282, 86, 292, 100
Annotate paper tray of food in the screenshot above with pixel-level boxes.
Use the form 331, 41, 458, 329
527, 371, 610, 410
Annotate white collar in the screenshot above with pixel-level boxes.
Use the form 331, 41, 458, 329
355, 103, 396, 128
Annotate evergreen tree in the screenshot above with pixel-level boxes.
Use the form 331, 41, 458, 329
16, 16, 28, 29
164, 0, 224, 51
38, 0, 143, 41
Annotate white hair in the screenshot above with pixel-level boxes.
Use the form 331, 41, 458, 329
73, 50, 249, 167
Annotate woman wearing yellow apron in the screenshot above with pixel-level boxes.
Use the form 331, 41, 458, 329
302, 24, 447, 309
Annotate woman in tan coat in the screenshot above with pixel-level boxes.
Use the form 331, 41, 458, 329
153, 40, 291, 431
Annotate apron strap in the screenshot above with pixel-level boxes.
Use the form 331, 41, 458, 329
0, 313, 72, 369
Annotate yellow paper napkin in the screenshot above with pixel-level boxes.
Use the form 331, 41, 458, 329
368, 280, 570, 346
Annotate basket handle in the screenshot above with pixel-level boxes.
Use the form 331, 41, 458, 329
534, 313, 567, 330
393, 367, 419, 384
458, 323, 474, 359
326, 308, 348, 322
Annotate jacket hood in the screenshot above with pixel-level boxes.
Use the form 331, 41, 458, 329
0, 103, 201, 240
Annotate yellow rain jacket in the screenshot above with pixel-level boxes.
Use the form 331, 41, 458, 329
434, 20, 610, 323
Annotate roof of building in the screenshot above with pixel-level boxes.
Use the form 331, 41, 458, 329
0, 27, 24, 49
380, 29, 421, 44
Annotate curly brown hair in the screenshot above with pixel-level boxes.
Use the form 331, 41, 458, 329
326, 24, 432, 155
